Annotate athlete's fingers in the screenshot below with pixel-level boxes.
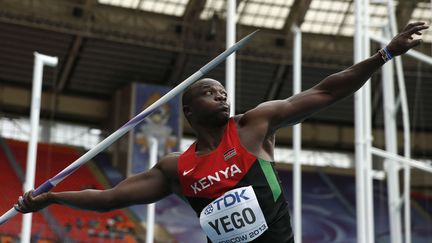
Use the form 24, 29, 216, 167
14, 204, 24, 213
409, 39, 423, 49
402, 22, 426, 32
406, 25, 429, 36
16, 196, 30, 213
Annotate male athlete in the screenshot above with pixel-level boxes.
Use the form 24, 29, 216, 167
16, 22, 428, 242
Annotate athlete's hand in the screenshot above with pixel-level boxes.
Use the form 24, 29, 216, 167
14, 190, 52, 213
386, 22, 429, 56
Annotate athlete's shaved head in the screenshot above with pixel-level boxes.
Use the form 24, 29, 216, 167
181, 78, 223, 107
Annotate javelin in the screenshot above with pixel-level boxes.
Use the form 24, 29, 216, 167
0, 30, 258, 225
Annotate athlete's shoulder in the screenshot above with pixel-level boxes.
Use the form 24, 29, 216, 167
159, 152, 181, 164
232, 114, 244, 126
156, 152, 180, 175
165, 152, 182, 158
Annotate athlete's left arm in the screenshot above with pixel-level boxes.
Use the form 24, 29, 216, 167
240, 22, 427, 134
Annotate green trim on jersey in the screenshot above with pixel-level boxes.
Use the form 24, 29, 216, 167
177, 194, 190, 204
258, 158, 282, 202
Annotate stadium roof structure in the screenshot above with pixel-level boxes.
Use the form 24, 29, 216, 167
100, 0, 431, 41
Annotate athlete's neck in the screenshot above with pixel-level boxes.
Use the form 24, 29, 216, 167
193, 122, 228, 154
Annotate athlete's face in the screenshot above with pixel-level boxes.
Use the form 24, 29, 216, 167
184, 79, 230, 125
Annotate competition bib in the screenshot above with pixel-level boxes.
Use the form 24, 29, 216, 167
200, 186, 268, 243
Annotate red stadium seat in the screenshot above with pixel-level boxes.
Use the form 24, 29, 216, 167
1, 139, 135, 242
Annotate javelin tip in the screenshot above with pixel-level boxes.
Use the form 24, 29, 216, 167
231, 29, 259, 49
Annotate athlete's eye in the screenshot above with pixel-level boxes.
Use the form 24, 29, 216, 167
205, 91, 212, 95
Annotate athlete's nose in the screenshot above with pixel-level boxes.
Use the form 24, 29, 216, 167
215, 92, 227, 102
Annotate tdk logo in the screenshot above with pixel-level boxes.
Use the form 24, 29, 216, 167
213, 188, 250, 210
204, 204, 214, 215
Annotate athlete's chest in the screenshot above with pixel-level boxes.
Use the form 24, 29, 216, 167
180, 142, 256, 198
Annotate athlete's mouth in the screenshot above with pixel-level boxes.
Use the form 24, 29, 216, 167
220, 105, 229, 111
219, 102, 229, 108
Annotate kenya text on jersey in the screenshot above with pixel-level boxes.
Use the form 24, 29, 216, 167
190, 164, 242, 194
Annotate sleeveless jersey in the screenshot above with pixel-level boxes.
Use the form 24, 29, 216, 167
178, 118, 294, 243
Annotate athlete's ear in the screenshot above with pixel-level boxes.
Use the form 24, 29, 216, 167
183, 105, 192, 118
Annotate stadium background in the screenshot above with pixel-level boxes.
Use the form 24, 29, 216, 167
0, 0, 431, 242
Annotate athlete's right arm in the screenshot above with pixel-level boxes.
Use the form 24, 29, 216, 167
15, 154, 177, 213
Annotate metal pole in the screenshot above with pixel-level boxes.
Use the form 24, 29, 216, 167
386, 1, 412, 241
381, 34, 402, 243
292, 25, 302, 243
401, 53, 413, 243
397, 35, 412, 243
362, 1, 375, 242
371, 147, 432, 174
354, 1, 366, 243
226, 0, 236, 117
21, 52, 58, 243
145, 137, 158, 243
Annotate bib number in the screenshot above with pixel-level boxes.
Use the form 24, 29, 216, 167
200, 186, 268, 243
